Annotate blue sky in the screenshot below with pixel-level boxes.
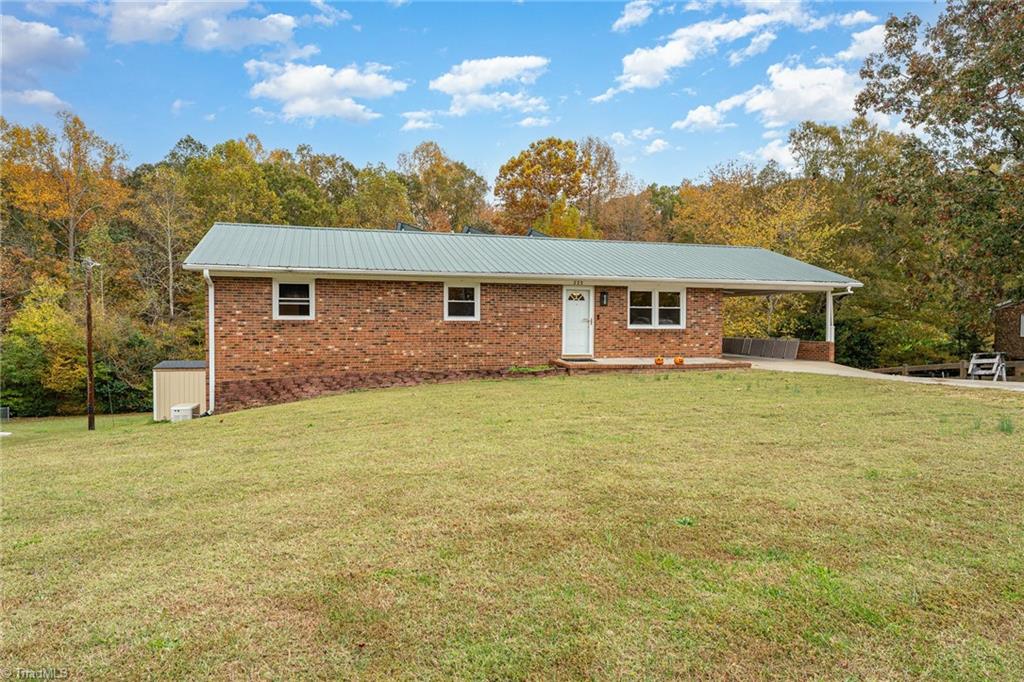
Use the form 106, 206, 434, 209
1, 1, 939, 185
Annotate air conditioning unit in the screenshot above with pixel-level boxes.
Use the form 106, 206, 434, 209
170, 403, 200, 423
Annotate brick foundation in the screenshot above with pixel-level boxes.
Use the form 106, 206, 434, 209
216, 367, 566, 412
209, 277, 726, 411
796, 340, 835, 362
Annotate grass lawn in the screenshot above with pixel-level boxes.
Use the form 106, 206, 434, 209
2, 371, 1023, 679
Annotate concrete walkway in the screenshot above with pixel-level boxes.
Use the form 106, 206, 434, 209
724, 355, 1024, 393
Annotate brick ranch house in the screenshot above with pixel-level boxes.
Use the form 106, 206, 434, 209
183, 222, 861, 412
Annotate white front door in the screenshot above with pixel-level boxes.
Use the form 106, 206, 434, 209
562, 287, 593, 356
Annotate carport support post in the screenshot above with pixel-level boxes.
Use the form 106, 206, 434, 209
825, 291, 835, 343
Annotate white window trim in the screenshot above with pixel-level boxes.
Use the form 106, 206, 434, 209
273, 278, 315, 320
443, 282, 480, 321
627, 287, 686, 330
1019, 313, 1023, 337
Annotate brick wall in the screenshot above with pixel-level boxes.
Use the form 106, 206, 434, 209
994, 301, 1024, 359
796, 340, 835, 362
210, 277, 725, 410
593, 287, 723, 357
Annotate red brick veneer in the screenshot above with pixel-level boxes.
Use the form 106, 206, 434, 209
796, 340, 835, 362
209, 277, 726, 410
994, 301, 1023, 359
593, 287, 723, 357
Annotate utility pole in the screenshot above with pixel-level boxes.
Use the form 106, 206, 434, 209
83, 258, 98, 431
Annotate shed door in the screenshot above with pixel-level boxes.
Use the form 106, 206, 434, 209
562, 288, 593, 356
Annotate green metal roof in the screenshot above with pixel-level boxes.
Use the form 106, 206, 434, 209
183, 222, 861, 288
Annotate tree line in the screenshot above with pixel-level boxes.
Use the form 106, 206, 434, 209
2, 0, 1020, 415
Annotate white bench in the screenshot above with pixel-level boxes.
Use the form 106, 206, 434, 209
967, 353, 1007, 382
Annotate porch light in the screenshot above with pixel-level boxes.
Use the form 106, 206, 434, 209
599, 291, 609, 306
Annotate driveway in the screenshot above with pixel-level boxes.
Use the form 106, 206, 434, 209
723, 355, 1024, 393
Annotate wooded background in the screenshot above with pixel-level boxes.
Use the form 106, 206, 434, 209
2, 1, 1021, 415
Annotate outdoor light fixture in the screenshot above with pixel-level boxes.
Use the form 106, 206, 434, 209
599, 291, 609, 306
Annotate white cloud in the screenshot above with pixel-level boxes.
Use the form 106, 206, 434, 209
1, 15, 86, 88
594, 7, 790, 101
171, 98, 194, 115
644, 138, 670, 154
423, 55, 551, 120
754, 138, 796, 170
3, 88, 69, 111
733, 62, 862, 129
518, 116, 553, 127
189, 13, 295, 50
430, 55, 548, 95
727, 31, 775, 66
671, 59, 864, 137
247, 60, 407, 122
309, 0, 351, 26
836, 24, 885, 62
447, 91, 547, 116
838, 10, 877, 27
612, 0, 656, 32
631, 126, 659, 140
264, 42, 320, 62
204, 112, 217, 122
595, 1, 850, 101
609, 131, 631, 146
108, 1, 297, 51
401, 110, 440, 131
671, 104, 734, 131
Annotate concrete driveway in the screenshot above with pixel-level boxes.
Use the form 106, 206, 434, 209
723, 355, 1024, 393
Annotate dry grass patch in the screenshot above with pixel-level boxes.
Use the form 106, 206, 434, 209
2, 371, 1023, 679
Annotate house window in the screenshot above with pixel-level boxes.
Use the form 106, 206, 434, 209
273, 279, 314, 320
628, 287, 686, 329
444, 283, 480, 321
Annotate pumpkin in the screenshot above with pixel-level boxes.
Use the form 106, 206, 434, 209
674, 356, 684, 365
654, 356, 665, 366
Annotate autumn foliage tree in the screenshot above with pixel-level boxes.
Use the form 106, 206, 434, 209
398, 141, 488, 231
494, 137, 588, 232
1, 113, 129, 266
672, 163, 854, 337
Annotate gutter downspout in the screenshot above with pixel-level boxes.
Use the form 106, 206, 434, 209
203, 269, 215, 414
826, 286, 855, 343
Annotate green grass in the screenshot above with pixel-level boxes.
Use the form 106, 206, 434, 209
2, 371, 1023, 679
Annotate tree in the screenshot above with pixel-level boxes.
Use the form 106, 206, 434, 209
578, 136, 627, 225
597, 189, 657, 241
293, 144, 358, 206
164, 135, 210, 172
532, 197, 600, 239
671, 163, 854, 337
136, 166, 195, 319
0, 112, 129, 265
337, 164, 415, 228
789, 118, 956, 365
1, 278, 85, 415
183, 137, 282, 226
857, 1, 1024, 163
857, 1, 1024, 337
398, 141, 488, 231
494, 137, 588, 232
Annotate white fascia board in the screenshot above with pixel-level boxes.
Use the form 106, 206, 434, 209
183, 263, 862, 292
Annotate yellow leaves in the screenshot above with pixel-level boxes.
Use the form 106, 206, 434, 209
671, 166, 853, 267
